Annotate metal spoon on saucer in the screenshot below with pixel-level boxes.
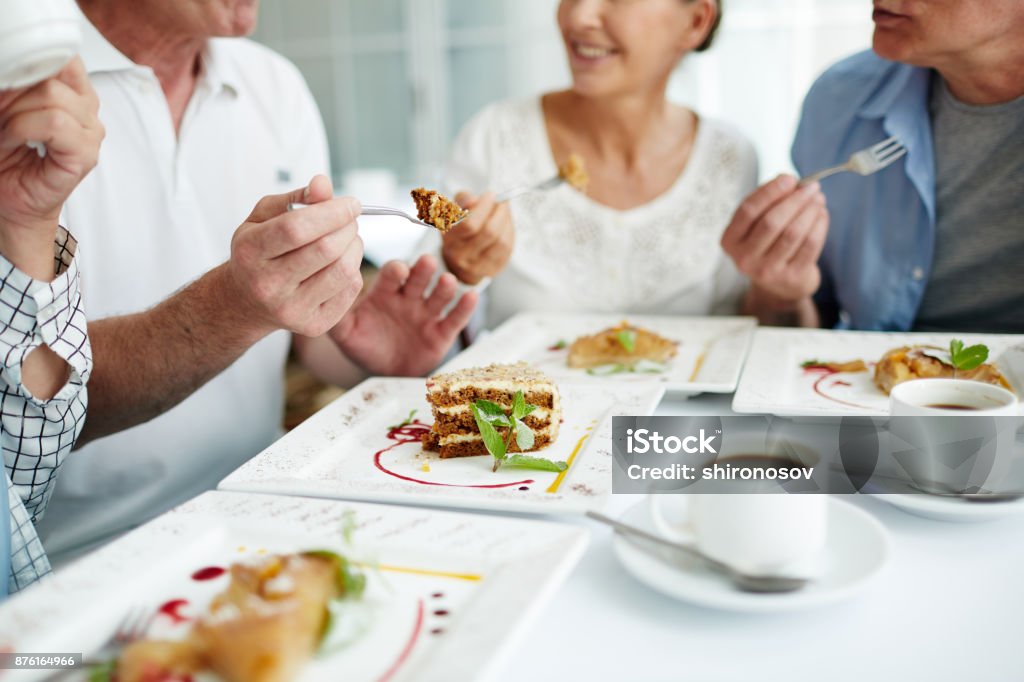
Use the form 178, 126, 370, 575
586, 511, 810, 594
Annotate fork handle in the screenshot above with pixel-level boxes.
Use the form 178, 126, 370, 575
494, 186, 530, 203
800, 163, 850, 185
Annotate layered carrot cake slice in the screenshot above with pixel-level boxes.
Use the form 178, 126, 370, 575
424, 363, 562, 459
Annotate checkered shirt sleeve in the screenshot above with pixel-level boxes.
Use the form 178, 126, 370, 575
2, 228, 91, 592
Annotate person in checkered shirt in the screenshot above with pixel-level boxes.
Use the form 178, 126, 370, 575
0, 57, 103, 596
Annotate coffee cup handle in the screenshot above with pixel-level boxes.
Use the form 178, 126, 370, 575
647, 495, 694, 543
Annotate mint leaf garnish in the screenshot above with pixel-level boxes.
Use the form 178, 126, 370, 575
474, 400, 512, 427
616, 329, 637, 353
949, 339, 989, 372
504, 455, 568, 472
587, 363, 627, 376
387, 409, 417, 430
473, 403, 508, 460
514, 418, 535, 450
632, 359, 667, 373
549, 339, 567, 351
302, 550, 367, 601
475, 392, 545, 472
88, 661, 116, 682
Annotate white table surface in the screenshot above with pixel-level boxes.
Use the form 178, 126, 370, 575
493, 393, 1024, 682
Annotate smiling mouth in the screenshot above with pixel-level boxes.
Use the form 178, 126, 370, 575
872, 7, 909, 23
571, 41, 618, 60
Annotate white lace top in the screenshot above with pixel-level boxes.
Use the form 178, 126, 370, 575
425, 97, 758, 329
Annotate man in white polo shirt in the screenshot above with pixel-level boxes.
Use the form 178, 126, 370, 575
38, 1, 477, 560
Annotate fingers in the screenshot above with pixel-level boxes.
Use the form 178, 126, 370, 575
273, 223, 360, 282
436, 290, 479, 338
253, 196, 362, 258
373, 260, 410, 296
449, 191, 496, 239
293, 235, 364, 332
788, 205, 829, 270
423, 272, 459, 316
721, 175, 799, 250
454, 191, 477, 209
401, 254, 439, 300
736, 181, 821, 261
246, 174, 338, 223
758, 193, 826, 267
0, 79, 97, 133
55, 58, 94, 100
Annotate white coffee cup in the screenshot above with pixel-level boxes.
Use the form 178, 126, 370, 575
889, 378, 1020, 493
648, 492, 827, 575
0, 0, 81, 91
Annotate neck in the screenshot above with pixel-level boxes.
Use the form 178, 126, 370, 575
78, 0, 203, 130
934, 46, 1024, 105
563, 87, 677, 166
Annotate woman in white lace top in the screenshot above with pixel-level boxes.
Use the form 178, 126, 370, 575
425, 0, 757, 329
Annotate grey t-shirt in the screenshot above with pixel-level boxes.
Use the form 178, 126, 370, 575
913, 74, 1024, 333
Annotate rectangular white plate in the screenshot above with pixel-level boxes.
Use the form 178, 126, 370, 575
441, 312, 757, 396
219, 377, 664, 514
732, 328, 1024, 416
0, 491, 587, 682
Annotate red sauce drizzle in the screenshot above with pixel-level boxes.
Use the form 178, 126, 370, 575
831, 380, 852, 387
374, 421, 535, 489
802, 366, 872, 410
190, 566, 226, 581
158, 599, 190, 625
377, 599, 425, 682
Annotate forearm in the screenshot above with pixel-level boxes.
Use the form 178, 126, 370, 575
79, 263, 271, 444
741, 285, 821, 328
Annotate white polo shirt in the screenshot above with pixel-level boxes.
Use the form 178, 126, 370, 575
38, 11, 330, 560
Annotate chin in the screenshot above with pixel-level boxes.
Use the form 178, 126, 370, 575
872, 30, 912, 63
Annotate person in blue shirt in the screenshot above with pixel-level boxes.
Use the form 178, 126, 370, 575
721, 0, 1024, 332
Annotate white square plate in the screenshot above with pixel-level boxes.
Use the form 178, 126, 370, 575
0, 492, 588, 682
218, 377, 664, 514
732, 328, 1024, 416
441, 312, 757, 396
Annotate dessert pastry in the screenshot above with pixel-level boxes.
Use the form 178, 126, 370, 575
118, 552, 356, 682
558, 153, 589, 193
873, 345, 1013, 395
567, 321, 677, 369
424, 363, 562, 459
410, 187, 467, 232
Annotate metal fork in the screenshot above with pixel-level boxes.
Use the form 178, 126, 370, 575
801, 136, 907, 184
87, 607, 155, 662
360, 204, 469, 230
494, 174, 565, 202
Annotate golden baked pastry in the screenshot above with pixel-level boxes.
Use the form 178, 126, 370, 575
567, 321, 677, 369
118, 553, 358, 682
557, 153, 589, 193
411, 187, 467, 232
873, 345, 1013, 395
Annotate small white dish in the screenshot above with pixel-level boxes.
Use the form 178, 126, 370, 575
219, 378, 664, 515
612, 497, 889, 613
441, 312, 757, 397
732, 328, 1024, 417
0, 492, 589, 682
875, 493, 1024, 523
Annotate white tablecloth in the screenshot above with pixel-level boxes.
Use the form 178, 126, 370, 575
495, 393, 1024, 682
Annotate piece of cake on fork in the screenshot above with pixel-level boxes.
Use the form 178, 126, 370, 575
410, 187, 468, 233
423, 363, 562, 459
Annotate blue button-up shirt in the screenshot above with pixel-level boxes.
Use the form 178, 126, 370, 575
792, 50, 936, 331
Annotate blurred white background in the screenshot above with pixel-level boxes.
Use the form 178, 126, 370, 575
252, 0, 873, 262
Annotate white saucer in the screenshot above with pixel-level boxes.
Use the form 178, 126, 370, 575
876, 493, 1024, 523
612, 497, 889, 613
